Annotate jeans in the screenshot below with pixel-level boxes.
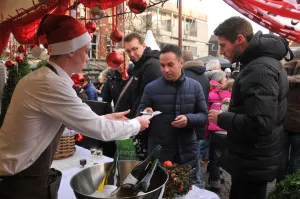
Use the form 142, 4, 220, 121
278, 130, 300, 181
208, 133, 227, 182
199, 139, 209, 160
195, 140, 203, 183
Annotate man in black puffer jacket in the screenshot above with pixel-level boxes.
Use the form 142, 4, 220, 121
137, 44, 208, 169
125, 33, 162, 160
209, 16, 291, 199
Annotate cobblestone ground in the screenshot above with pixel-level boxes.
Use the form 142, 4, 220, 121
201, 161, 276, 199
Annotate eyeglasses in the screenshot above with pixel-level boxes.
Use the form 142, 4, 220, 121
125, 47, 139, 55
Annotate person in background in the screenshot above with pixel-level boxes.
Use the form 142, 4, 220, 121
182, 49, 209, 182
207, 75, 233, 192
102, 49, 133, 112
182, 49, 194, 62
82, 74, 98, 101
124, 32, 162, 160
224, 67, 232, 80
137, 44, 207, 176
206, 60, 222, 71
94, 75, 105, 95
277, 48, 300, 182
209, 16, 290, 199
0, 14, 150, 199
71, 73, 88, 100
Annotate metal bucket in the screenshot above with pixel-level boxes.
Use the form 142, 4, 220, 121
70, 160, 168, 199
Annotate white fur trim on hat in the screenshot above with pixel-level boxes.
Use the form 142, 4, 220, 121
48, 32, 91, 55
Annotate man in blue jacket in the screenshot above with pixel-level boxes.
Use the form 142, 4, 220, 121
137, 44, 208, 169
82, 74, 98, 101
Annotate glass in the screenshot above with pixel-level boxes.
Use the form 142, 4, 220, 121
195, 180, 205, 198
96, 148, 103, 158
90, 146, 97, 158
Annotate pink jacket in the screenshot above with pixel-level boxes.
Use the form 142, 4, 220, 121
208, 80, 232, 131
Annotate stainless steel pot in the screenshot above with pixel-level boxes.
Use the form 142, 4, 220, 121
70, 160, 168, 199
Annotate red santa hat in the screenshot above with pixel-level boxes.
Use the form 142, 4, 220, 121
31, 14, 91, 57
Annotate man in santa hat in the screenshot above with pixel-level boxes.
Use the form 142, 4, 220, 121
0, 14, 150, 199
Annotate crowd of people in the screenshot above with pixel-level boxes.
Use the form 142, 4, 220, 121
0, 13, 299, 199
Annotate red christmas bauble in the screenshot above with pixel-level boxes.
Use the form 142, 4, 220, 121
17, 45, 25, 53
15, 55, 23, 63
5, 60, 14, 69
110, 29, 124, 43
106, 50, 124, 68
30, 42, 37, 50
23, 51, 28, 57
85, 21, 96, 33
128, 0, 148, 14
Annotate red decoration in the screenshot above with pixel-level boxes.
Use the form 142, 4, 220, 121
78, 0, 126, 10
23, 51, 28, 57
30, 42, 37, 50
224, 0, 300, 44
85, 21, 96, 33
15, 55, 23, 63
5, 60, 15, 69
122, 71, 129, 80
128, 0, 148, 14
17, 45, 25, 53
164, 160, 173, 168
106, 50, 124, 68
76, 133, 84, 142
0, 0, 69, 55
110, 29, 123, 43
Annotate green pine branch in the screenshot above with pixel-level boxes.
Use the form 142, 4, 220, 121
0, 65, 19, 126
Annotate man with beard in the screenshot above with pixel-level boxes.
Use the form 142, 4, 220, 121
208, 16, 291, 199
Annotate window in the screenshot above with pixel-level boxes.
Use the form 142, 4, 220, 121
89, 34, 99, 59
186, 19, 197, 37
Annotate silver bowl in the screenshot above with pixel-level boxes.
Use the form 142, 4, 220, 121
70, 160, 168, 199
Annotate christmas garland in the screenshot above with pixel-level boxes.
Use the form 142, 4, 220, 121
163, 161, 195, 199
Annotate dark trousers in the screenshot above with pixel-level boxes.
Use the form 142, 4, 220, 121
0, 175, 48, 199
209, 133, 227, 181
230, 177, 267, 199
277, 130, 300, 182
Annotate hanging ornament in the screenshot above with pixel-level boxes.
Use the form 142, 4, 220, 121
23, 51, 28, 57
5, 60, 14, 69
31, 45, 43, 58
86, 21, 96, 33
15, 55, 23, 63
106, 50, 124, 68
128, 0, 148, 14
90, 33, 94, 40
91, 3, 105, 19
110, 29, 123, 43
122, 70, 129, 80
30, 42, 37, 50
17, 45, 25, 53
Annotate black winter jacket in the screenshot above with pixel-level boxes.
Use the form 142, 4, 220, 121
130, 47, 161, 118
137, 74, 208, 168
183, 61, 209, 140
102, 67, 133, 112
183, 61, 209, 103
217, 31, 289, 182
